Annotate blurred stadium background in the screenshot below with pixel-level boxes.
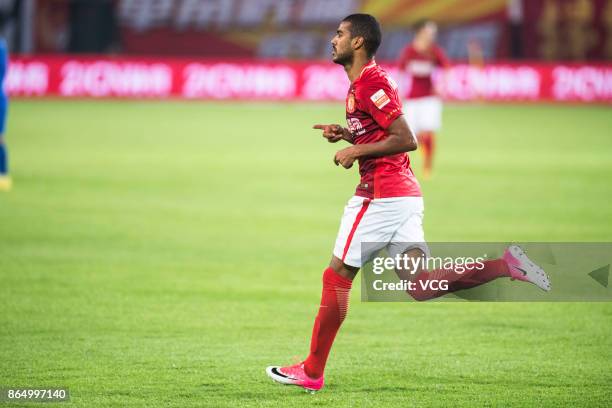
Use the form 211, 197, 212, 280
4, 0, 612, 101
1, 1, 611, 407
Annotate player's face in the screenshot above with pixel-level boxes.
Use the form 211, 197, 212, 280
417, 23, 437, 47
331, 22, 354, 65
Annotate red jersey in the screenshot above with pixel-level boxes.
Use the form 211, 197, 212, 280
345, 61, 421, 199
398, 44, 448, 99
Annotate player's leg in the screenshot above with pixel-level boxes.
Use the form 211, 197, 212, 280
266, 197, 367, 392
387, 198, 549, 301
414, 132, 431, 179
303, 198, 395, 379
419, 97, 442, 179
266, 256, 357, 393
0, 135, 7, 176
387, 196, 430, 282
267, 197, 391, 392
302, 255, 357, 379
0, 95, 8, 177
418, 130, 434, 179
0, 122, 10, 192
396, 247, 510, 301
396, 247, 550, 301
405, 99, 429, 176
0, 39, 10, 192
407, 97, 434, 179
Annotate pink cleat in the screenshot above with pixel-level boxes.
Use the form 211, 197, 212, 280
503, 245, 551, 291
266, 362, 324, 393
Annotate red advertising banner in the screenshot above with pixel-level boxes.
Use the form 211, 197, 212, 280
6, 55, 612, 103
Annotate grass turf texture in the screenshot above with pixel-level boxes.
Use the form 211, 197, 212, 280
1, 100, 611, 407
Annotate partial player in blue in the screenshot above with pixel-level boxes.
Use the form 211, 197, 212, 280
0, 37, 9, 191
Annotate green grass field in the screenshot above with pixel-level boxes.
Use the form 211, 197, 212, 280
1, 100, 611, 407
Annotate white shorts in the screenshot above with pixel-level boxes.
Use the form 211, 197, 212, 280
333, 196, 428, 268
404, 96, 442, 134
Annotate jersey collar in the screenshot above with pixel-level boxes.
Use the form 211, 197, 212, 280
354, 59, 377, 83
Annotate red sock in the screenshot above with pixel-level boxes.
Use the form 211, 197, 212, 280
303, 267, 352, 379
411, 259, 510, 301
419, 131, 435, 174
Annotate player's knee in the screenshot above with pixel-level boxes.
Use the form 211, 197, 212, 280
328, 256, 343, 273
328, 256, 358, 281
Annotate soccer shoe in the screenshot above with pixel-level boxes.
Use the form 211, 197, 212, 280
502, 245, 551, 291
266, 362, 324, 393
0, 175, 11, 191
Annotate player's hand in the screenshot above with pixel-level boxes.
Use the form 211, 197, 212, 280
313, 124, 346, 143
334, 146, 357, 169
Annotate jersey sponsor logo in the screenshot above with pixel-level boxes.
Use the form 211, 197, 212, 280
346, 92, 355, 113
347, 117, 365, 136
370, 89, 390, 109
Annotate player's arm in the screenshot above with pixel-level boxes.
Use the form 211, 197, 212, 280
313, 124, 354, 144
398, 46, 409, 72
334, 116, 416, 168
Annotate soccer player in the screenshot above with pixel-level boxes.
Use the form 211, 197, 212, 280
266, 14, 550, 393
0, 37, 9, 191
398, 19, 448, 179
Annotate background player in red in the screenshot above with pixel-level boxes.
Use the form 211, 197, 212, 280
266, 14, 550, 394
398, 19, 449, 179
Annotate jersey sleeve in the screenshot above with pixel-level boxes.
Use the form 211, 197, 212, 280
361, 78, 403, 130
434, 46, 450, 68
398, 46, 410, 70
